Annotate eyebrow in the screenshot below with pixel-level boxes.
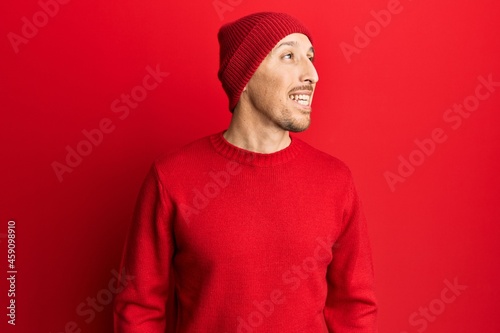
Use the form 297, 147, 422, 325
275, 41, 315, 55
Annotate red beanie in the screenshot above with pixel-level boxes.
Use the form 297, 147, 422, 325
217, 12, 312, 112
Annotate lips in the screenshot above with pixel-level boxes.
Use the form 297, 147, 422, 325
288, 84, 314, 107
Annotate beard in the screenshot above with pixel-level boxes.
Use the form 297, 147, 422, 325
278, 107, 312, 132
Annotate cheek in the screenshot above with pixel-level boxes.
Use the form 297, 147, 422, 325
266, 77, 288, 100
248, 66, 290, 105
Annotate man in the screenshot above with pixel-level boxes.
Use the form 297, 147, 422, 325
114, 12, 377, 333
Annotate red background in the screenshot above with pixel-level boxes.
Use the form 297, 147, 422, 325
1, 0, 500, 332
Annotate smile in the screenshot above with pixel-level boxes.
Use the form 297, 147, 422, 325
289, 94, 311, 106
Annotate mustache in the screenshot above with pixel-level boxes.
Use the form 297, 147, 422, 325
289, 85, 314, 93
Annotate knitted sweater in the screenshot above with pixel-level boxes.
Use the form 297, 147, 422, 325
114, 131, 377, 333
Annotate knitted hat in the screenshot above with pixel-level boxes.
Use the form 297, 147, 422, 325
217, 12, 312, 112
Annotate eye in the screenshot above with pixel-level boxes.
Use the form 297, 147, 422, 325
283, 53, 293, 60
308, 55, 315, 62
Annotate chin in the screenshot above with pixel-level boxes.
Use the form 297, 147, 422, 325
283, 118, 311, 132
288, 124, 310, 133
277, 106, 312, 132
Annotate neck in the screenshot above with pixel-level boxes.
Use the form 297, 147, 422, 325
224, 108, 291, 154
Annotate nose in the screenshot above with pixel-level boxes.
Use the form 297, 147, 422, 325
300, 57, 319, 84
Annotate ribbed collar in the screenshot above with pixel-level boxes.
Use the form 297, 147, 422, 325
210, 131, 303, 167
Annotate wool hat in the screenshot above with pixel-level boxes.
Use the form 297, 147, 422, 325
217, 12, 312, 112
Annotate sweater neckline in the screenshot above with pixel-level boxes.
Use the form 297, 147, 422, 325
210, 131, 303, 167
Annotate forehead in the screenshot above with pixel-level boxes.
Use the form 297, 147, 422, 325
273, 33, 313, 51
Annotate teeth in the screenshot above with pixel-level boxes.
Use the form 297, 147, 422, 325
289, 94, 311, 105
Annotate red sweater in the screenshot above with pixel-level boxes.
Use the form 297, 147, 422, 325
114, 131, 377, 333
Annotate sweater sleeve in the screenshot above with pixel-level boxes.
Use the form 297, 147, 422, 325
323, 174, 378, 332
114, 163, 177, 333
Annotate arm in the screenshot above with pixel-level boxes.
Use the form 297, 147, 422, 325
324, 175, 378, 332
114, 163, 176, 333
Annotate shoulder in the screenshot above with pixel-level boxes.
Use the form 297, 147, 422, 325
151, 133, 217, 177
294, 136, 353, 177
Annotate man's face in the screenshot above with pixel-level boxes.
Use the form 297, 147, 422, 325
240, 33, 319, 132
